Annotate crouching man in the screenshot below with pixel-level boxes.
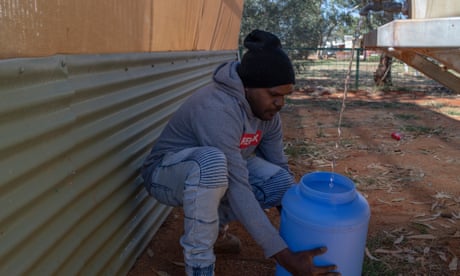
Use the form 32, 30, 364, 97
142, 29, 340, 276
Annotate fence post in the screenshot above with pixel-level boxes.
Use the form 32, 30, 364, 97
355, 48, 361, 90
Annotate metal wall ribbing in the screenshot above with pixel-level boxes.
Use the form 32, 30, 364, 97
0, 50, 236, 275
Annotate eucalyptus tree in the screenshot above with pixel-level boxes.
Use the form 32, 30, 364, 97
240, 0, 363, 49
239, 0, 407, 88
240, 0, 323, 49
360, 0, 407, 86
319, 0, 362, 47
239, 0, 282, 42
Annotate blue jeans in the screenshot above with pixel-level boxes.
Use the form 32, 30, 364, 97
144, 146, 294, 276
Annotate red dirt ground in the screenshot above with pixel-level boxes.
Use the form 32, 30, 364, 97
128, 90, 460, 276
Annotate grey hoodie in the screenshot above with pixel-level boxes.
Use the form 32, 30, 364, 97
142, 61, 290, 258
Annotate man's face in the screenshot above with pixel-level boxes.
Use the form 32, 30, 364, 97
245, 84, 294, 121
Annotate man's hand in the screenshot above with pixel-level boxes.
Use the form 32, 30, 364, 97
274, 247, 340, 276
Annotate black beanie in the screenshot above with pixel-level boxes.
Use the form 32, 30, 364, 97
237, 30, 295, 88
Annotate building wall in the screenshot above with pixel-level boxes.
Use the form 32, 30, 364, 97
0, 50, 237, 275
0, 0, 243, 274
0, 0, 244, 59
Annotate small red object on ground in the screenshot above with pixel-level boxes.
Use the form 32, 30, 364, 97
391, 132, 402, 140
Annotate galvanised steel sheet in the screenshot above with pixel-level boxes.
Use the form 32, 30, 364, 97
0, 50, 237, 275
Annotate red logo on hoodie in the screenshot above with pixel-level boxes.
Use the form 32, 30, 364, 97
240, 130, 262, 149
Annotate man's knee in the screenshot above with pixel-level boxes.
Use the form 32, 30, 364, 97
259, 168, 294, 208
272, 168, 295, 191
182, 147, 228, 213
183, 147, 228, 225
190, 146, 228, 188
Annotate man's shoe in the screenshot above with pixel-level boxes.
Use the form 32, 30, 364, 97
186, 264, 215, 276
214, 231, 241, 254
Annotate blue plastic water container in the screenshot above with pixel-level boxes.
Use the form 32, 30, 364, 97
276, 171, 370, 276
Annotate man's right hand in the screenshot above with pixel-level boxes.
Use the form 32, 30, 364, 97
274, 247, 341, 276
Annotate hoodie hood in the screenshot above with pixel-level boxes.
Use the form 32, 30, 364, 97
212, 61, 254, 115
213, 61, 244, 92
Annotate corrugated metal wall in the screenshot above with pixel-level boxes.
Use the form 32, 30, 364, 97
0, 50, 237, 275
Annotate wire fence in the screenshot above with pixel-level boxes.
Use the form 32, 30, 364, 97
284, 48, 451, 94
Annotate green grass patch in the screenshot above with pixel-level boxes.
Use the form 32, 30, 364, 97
285, 98, 342, 111
394, 113, 420, 120
401, 125, 443, 136
339, 139, 355, 148
393, 86, 413, 92
362, 233, 399, 275
444, 109, 460, 116
362, 258, 398, 276
316, 127, 326, 138
410, 222, 430, 234
284, 143, 320, 158
335, 120, 353, 128
380, 102, 413, 109
421, 101, 445, 109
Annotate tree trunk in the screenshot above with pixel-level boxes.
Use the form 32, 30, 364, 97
374, 53, 392, 86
